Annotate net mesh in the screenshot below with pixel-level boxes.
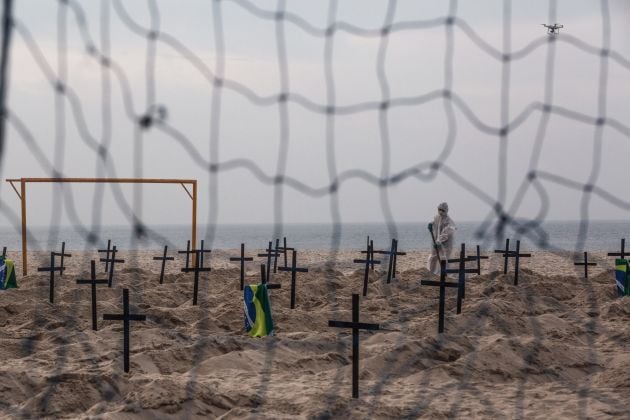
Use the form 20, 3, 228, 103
0, 0, 629, 416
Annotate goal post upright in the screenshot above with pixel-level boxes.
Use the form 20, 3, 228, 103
5, 177, 198, 275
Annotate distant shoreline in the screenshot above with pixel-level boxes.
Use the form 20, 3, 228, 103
2, 221, 630, 253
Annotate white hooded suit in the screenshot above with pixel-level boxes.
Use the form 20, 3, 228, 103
426, 203, 456, 274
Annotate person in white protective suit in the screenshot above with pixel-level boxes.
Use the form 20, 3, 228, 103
426, 202, 457, 274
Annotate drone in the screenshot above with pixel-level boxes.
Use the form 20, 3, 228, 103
542, 23, 563, 35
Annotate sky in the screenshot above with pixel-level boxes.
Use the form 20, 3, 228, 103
0, 0, 629, 232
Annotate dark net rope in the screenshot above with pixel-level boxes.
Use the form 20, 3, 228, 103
0, 0, 628, 417
4, 0, 630, 252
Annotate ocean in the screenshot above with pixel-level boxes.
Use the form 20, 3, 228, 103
1, 221, 630, 252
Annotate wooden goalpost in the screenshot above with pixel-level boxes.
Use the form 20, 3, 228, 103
5, 177, 197, 275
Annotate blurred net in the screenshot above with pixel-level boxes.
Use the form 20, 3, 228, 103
0, 0, 629, 417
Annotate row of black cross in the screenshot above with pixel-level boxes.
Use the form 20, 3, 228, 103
337, 237, 529, 398
34, 241, 140, 373
37, 241, 124, 304
13, 235, 630, 288
355, 237, 407, 296
420, 243, 490, 334
34, 238, 310, 374
152, 238, 309, 308
329, 237, 488, 398
38, 237, 312, 309
25, 236, 630, 397
419, 237, 630, 337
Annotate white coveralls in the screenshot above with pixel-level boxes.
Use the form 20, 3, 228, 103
426, 210, 456, 274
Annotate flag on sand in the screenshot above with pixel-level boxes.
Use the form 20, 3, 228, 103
244, 284, 274, 337
0, 257, 17, 289
615, 259, 630, 297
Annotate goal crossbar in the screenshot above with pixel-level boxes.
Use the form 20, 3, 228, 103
5, 177, 197, 275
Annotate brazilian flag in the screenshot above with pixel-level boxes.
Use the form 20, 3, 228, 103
614, 259, 629, 297
0, 256, 17, 289
243, 284, 274, 337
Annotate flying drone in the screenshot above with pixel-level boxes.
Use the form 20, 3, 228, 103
542, 23, 563, 35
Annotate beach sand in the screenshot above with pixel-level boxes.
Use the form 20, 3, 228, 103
0, 248, 628, 418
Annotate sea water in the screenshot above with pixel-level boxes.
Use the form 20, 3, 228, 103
1, 221, 630, 252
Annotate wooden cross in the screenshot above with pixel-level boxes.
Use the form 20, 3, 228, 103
607, 238, 627, 259
178, 240, 192, 270
574, 251, 597, 279
97, 239, 112, 273
152, 245, 174, 284
258, 241, 281, 284
446, 243, 479, 314
102, 288, 146, 373
374, 238, 406, 283
76, 260, 108, 330
276, 237, 294, 269
273, 238, 280, 274
181, 247, 212, 305
328, 294, 380, 398
198, 239, 212, 268
37, 252, 65, 303
390, 239, 405, 282
354, 242, 381, 296
278, 250, 308, 308
260, 264, 281, 290
420, 260, 459, 333
510, 240, 531, 286
360, 237, 379, 271
53, 241, 72, 277
494, 238, 511, 274
100, 245, 125, 288
467, 245, 489, 275
229, 243, 253, 291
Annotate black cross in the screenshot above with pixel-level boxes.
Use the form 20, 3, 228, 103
510, 240, 531, 286
360, 237, 379, 271
102, 288, 146, 373
100, 245, 125, 288
446, 243, 479, 314
178, 240, 192, 270
607, 238, 627, 259
420, 260, 459, 333
2, 246, 6, 258
494, 238, 511, 274
199, 239, 212, 268
374, 238, 406, 283
260, 264, 281, 289
328, 294, 379, 398
574, 251, 597, 279
278, 250, 308, 308
38, 252, 65, 303
258, 241, 281, 284
467, 245, 489, 275
97, 239, 112, 273
230, 243, 254, 291
276, 237, 294, 269
76, 260, 108, 330
181, 247, 212, 305
354, 242, 381, 296
273, 238, 280, 273
152, 245, 174, 284
53, 241, 72, 277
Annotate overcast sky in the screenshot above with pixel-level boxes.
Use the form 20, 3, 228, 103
1, 0, 629, 231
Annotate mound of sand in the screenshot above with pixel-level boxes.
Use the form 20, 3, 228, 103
0, 249, 628, 418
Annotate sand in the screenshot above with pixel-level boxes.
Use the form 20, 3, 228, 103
0, 248, 628, 419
